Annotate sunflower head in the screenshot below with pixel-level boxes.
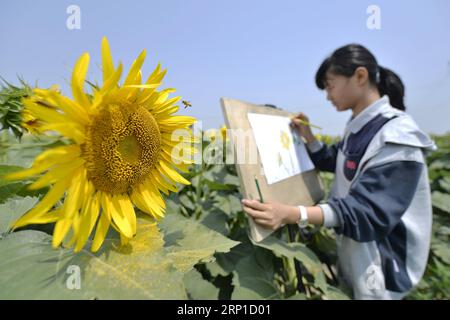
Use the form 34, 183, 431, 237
280, 130, 291, 150
6, 37, 197, 253
206, 125, 228, 143
220, 125, 228, 141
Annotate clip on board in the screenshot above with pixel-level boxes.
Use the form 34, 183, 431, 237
220, 97, 324, 242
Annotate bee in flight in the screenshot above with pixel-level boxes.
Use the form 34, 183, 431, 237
182, 100, 192, 109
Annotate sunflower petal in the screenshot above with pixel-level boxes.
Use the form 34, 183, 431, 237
23, 98, 72, 125
105, 194, 133, 239
122, 83, 160, 89
141, 175, 165, 208
116, 194, 137, 235
12, 178, 71, 229
158, 161, 191, 185
151, 170, 177, 194
137, 67, 167, 104
124, 49, 146, 86
52, 217, 72, 248
62, 169, 85, 219
10, 209, 60, 229
154, 96, 181, 112
71, 53, 91, 108
131, 183, 165, 219
91, 210, 110, 253
102, 62, 123, 93
28, 158, 84, 190
51, 169, 85, 247
101, 37, 114, 83
158, 115, 197, 128
38, 123, 85, 144
91, 62, 123, 110
142, 87, 175, 108
74, 193, 100, 252
34, 89, 89, 125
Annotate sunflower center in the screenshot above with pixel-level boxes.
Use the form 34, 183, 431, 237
118, 135, 141, 164
82, 103, 161, 194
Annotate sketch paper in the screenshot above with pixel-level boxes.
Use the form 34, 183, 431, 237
247, 113, 315, 185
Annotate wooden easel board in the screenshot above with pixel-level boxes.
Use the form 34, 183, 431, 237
220, 97, 324, 242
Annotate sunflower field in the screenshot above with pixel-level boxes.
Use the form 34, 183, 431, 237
0, 45, 449, 299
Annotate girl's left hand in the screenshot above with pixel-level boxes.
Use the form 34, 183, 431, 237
241, 199, 298, 231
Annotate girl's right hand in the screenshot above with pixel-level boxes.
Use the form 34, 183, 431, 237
290, 112, 315, 143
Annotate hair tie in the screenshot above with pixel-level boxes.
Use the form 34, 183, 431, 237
375, 67, 381, 83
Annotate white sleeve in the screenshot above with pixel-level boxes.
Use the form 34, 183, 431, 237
318, 203, 341, 228
307, 139, 323, 153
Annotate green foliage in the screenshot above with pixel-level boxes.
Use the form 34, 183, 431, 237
165, 147, 350, 300
0, 131, 239, 299
0, 196, 38, 234
0, 81, 447, 299
0, 209, 239, 299
0, 78, 32, 139
0, 131, 65, 204
407, 134, 450, 300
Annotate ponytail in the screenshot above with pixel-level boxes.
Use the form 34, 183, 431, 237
377, 66, 406, 111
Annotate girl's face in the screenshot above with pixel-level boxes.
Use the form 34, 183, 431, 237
323, 71, 362, 112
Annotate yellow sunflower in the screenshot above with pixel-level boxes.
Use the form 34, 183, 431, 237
21, 85, 61, 134
219, 125, 228, 141
280, 130, 291, 150
205, 125, 228, 142
6, 37, 197, 253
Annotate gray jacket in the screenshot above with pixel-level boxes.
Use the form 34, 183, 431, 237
307, 95, 436, 299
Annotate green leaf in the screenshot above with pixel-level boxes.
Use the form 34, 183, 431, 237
432, 191, 450, 214
204, 260, 230, 277
438, 178, 450, 193
231, 286, 267, 299
214, 193, 242, 217
179, 194, 195, 211
165, 197, 181, 214
231, 249, 280, 300
183, 268, 219, 300
286, 293, 307, 300
0, 134, 64, 168
0, 196, 38, 233
0, 165, 25, 187
198, 207, 229, 235
322, 285, 351, 300
202, 165, 240, 191
160, 213, 240, 273
204, 179, 236, 191
213, 229, 254, 276
251, 233, 324, 278
203, 232, 254, 279
0, 164, 49, 204
429, 159, 450, 171
214, 194, 232, 215
0, 218, 191, 299
0, 215, 242, 299
431, 241, 450, 264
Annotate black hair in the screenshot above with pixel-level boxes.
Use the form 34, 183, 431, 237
315, 44, 406, 111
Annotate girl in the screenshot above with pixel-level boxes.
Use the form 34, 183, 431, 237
241, 44, 437, 300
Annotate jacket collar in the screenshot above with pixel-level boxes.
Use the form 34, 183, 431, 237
345, 95, 392, 134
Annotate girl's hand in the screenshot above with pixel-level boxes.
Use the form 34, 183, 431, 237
290, 112, 315, 143
241, 199, 299, 231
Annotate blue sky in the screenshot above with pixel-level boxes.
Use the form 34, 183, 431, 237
1, 0, 449, 135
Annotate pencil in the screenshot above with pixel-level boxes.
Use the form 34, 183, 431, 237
290, 117, 322, 130
254, 176, 264, 203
